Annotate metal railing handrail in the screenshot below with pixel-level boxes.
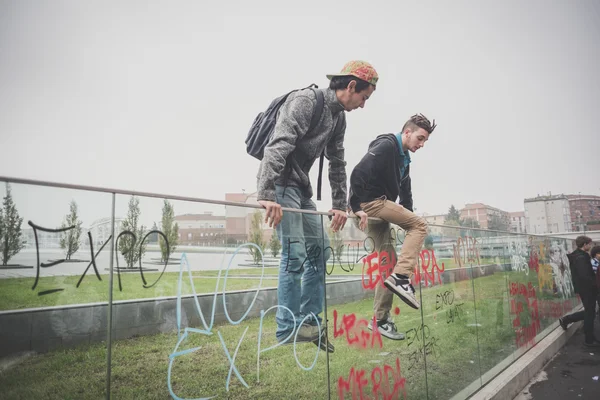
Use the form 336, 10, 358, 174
0, 175, 331, 216
0, 175, 591, 240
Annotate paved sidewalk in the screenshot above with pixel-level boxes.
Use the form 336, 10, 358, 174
514, 318, 600, 399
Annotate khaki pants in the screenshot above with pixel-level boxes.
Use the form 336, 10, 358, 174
360, 198, 428, 321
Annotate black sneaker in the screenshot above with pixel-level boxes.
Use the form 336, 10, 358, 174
368, 318, 405, 340
384, 274, 420, 309
583, 341, 600, 348
312, 328, 334, 353
558, 317, 568, 331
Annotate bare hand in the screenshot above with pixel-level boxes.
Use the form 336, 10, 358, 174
355, 210, 368, 231
329, 209, 348, 232
258, 200, 283, 228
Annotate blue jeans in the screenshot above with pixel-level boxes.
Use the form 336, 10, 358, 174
275, 185, 330, 340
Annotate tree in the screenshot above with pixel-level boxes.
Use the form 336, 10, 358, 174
269, 229, 281, 258
488, 214, 510, 231
59, 200, 83, 260
159, 200, 179, 262
148, 222, 159, 244
459, 217, 481, 237
442, 219, 461, 238
118, 196, 147, 269
248, 210, 265, 264
446, 205, 461, 223
460, 217, 480, 229
424, 235, 434, 250
1, 183, 25, 266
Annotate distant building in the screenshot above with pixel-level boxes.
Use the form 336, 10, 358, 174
509, 211, 526, 234
225, 192, 255, 244
88, 217, 126, 247
22, 227, 62, 249
460, 203, 510, 230
420, 213, 447, 235
566, 194, 600, 232
523, 193, 600, 233
175, 213, 226, 246
524, 194, 570, 234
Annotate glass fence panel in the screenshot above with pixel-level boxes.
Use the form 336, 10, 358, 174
502, 233, 541, 357
471, 230, 518, 389
0, 181, 112, 399
327, 217, 427, 400
421, 225, 481, 399
509, 235, 580, 357
473, 231, 581, 388
107, 197, 330, 399
0, 178, 587, 400
534, 236, 580, 336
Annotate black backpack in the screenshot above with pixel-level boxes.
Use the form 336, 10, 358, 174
245, 84, 339, 201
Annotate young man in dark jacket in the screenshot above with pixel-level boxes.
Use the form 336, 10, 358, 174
559, 235, 600, 347
349, 114, 435, 327
257, 60, 378, 352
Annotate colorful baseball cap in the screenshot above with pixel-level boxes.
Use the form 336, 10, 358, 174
326, 60, 379, 87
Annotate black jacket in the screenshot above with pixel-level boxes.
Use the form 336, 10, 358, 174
348, 133, 413, 213
567, 248, 597, 296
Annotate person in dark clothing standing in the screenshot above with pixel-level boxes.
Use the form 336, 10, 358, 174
591, 245, 600, 318
349, 114, 435, 321
559, 235, 600, 347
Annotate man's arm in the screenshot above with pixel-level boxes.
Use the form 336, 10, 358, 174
326, 113, 348, 211
573, 253, 597, 291
257, 95, 314, 202
399, 168, 414, 212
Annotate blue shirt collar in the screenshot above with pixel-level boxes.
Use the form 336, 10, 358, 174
395, 133, 411, 162
395, 133, 411, 178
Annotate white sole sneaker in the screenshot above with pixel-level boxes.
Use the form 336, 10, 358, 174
368, 320, 405, 340
384, 276, 420, 309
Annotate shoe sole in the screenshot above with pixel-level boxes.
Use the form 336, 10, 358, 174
312, 339, 334, 353
312, 334, 334, 353
384, 279, 420, 310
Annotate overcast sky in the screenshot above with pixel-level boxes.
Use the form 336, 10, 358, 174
1, 0, 599, 227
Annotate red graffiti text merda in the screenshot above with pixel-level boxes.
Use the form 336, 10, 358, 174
509, 281, 540, 348
338, 357, 407, 400
333, 310, 383, 350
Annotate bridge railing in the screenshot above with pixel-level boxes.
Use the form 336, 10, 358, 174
0, 176, 581, 399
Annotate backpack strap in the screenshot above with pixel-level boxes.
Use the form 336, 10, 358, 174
316, 111, 343, 201
308, 87, 324, 135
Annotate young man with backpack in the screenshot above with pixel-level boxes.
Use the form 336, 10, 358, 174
348, 114, 435, 338
252, 60, 378, 352
559, 236, 600, 347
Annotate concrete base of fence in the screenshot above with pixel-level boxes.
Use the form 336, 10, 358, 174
0, 263, 509, 359
0, 278, 371, 358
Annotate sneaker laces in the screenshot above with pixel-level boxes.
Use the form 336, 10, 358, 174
408, 283, 416, 294
379, 318, 397, 332
385, 320, 398, 332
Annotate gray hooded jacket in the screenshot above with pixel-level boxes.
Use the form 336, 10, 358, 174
256, 87, 348, 210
